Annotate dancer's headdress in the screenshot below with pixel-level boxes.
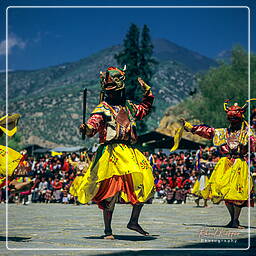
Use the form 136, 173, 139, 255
223, 99, 248, 123
99, 66, 126, 102
100, 66, 126, 91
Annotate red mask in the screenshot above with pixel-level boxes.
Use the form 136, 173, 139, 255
226, 105, 244, 123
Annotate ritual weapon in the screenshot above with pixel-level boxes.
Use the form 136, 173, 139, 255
82, 88, 87, 140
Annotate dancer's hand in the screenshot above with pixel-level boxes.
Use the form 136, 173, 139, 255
138, 77, 151, 93
79, 123, 92, 135
180, 118, 193, 132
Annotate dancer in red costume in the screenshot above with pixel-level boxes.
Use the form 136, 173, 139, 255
182, 100, 255, 228
70, 66, 155, 239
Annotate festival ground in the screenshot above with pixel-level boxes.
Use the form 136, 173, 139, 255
0, 201, 255, 255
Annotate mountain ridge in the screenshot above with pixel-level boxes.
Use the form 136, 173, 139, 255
0, 38, 218, 148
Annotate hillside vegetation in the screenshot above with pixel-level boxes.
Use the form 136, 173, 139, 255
0, 39, 218, 148
162, 46, 255, 131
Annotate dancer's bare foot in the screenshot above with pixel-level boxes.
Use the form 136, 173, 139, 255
103, 234, 115, 240
127, 222, 149, 236
224, 220, 233, 228
231, 220, 245, 229
9, 180, 33, 193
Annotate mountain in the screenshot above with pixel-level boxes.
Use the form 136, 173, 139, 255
153, 38, 218, 72
0, 39, 218, 148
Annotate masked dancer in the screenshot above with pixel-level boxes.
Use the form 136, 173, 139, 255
70, 66, 155, 239
181, 100, 255, 228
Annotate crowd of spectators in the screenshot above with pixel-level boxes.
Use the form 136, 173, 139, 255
0, 152, 91, 205
1, 146, 256, 206
149, 147, 219, 204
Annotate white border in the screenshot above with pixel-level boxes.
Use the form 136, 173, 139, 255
5, 5, 251, 251
247, 3, 251, 250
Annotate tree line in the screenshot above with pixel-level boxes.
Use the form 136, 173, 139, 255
183, 46, 256, 127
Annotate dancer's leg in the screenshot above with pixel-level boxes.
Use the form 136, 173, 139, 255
225, 203, 234, 227
102, 193, 119, 239
103, 209, 114, 237
232, 205, 244, 229
127, 203, 149, 236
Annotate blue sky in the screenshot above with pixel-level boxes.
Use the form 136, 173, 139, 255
0, 0, 255, 71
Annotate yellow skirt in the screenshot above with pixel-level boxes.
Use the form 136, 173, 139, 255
201, 157, 253, 204
191, 176, 209, 198
0, 145, 22, 177
70, 143, 155, 204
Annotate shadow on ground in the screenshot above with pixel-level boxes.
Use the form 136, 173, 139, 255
84, 235, 158, 241
87, 235, 256, 256
0, 236, 31, 242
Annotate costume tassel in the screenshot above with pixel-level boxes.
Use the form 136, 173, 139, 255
170, 126, 184, 152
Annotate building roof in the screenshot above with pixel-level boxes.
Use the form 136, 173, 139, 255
137, 131, 206, 151
50, 146, 86, 152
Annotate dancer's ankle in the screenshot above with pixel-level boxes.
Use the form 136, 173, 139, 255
104, 229, 113, 236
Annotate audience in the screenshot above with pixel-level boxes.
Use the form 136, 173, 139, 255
1, 147, 255, 205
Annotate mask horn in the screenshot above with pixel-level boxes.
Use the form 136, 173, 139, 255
123, 65, 127, 71
224, 100, 229, 112
241, 102, 248, 112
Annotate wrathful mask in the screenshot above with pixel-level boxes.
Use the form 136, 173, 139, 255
100, 66, 126, 91
224, 101, 247, 124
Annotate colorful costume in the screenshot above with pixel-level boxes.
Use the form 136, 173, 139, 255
0, 114, 22, 186
0, 114, 32, 192
183, 101, 255, 228
70, 66, 155, 237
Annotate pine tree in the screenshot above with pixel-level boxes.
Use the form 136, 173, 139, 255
115, 24, 157, 134
139, 25, 157, 84
115, 24, 140, 101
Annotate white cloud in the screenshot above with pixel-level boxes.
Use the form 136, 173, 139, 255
0, 33, 26, 56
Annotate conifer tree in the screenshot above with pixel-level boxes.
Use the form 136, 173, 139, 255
115, 24, 157, 134
139, 25, 157, 84
115, 24, 140, 101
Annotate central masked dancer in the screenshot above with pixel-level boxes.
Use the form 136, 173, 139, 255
70, 66, 155, 239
